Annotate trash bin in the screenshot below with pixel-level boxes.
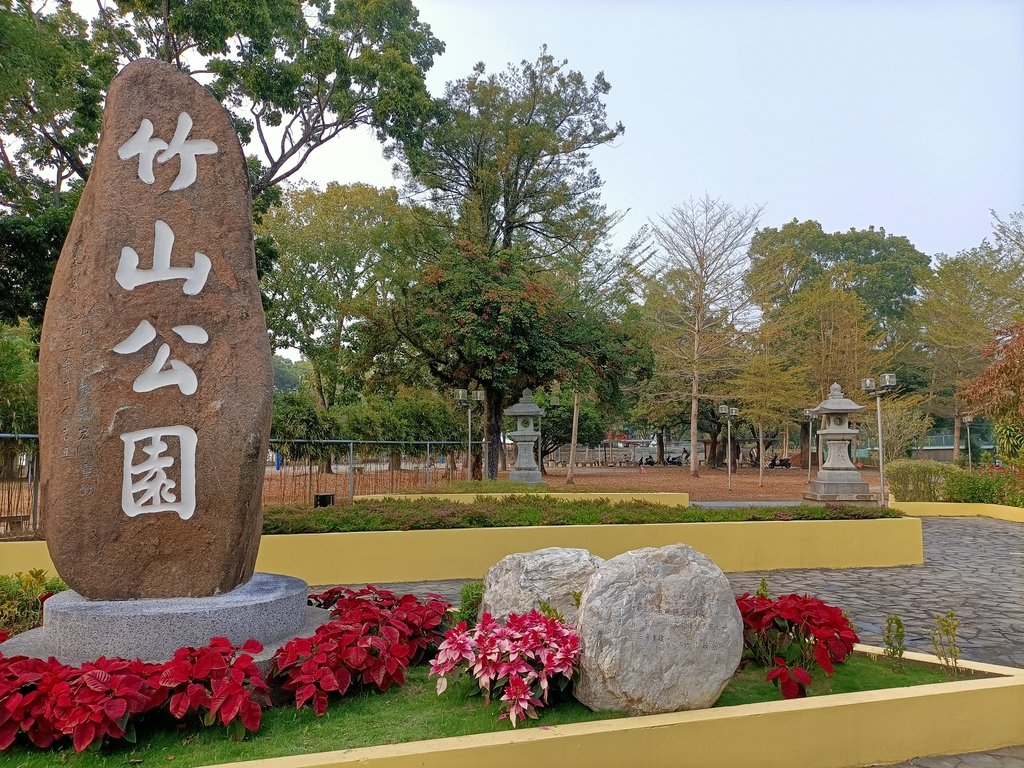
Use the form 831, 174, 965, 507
313, 493, 335, 508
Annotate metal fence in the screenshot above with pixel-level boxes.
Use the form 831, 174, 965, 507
0, 435, 493, 534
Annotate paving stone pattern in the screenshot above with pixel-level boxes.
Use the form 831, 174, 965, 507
367, 517, 1024, 767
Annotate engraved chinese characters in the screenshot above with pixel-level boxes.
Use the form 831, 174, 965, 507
39, 60, 273, 600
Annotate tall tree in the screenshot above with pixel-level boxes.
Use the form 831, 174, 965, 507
648, 194, 764, 476
386, 48, 627, 478
1, 0, 443, 322
730, 326, 810, 486
259, 182, 426, 411
747, 219, 930, 340
912, 243, 1024, 460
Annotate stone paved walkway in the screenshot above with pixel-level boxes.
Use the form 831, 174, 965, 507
369, 516, 1024, 767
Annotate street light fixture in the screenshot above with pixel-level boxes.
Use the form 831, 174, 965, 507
719, 405, 739, 492
962, 414, 974, 467
454, 388, 485, 481
860, 373, 897, 506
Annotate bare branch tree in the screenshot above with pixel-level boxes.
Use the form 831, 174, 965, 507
650, 194, 764, 477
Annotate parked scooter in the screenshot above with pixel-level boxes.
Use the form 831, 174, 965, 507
768, 455, 792, 469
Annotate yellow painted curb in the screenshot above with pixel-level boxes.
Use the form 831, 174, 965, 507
0, 518, 923, 583
891, 500, 1024, 523
357, 492, 691, 506
208, 648, 1024, 768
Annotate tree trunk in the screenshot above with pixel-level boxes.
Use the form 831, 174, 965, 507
689, 372, 700, 477
566, 391, 581, 485
758, 423, 765, 487
799, 422, 810, 469
952, 401, 962, 464
484, 386, 502, 480
655, 429, 665, 465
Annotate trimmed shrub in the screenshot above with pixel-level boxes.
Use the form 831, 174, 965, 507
943, 471, 999, 504
885, 460, 960, 502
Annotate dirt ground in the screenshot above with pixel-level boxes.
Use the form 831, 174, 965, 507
538, 464, 882, 501
260, 462, 883, 504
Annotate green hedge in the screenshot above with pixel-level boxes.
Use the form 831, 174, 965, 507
887, 459, 1024, 506
886, 460, 959, 502
262, 497, 899, 534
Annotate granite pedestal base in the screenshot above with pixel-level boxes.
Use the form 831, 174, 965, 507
804, 471, 877, 504
509, 469, 543, 484
0, 572, 328, 667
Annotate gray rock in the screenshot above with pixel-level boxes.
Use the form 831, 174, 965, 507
574, 544, 743, 715
0, 573, 319, 665
481, 547, 603, 624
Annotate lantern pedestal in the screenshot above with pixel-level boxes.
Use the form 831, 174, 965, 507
504, 389, 545, 485
804, 383, 875, 503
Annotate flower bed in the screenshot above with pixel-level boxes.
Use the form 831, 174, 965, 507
1, 584, 1020, 768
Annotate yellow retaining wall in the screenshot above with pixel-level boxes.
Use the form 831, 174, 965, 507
357, 492, 690, 506
213, 650, 1024, 768
0, 518, 922, 583
891, 500, 1024, 523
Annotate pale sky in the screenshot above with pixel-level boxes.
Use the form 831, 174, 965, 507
300, 0, 1024, 259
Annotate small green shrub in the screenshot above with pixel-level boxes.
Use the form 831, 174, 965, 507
882, 614, 906, 672
930, 610, 961, 678
0, 569, 66, 636
537, 601, 565, 621
886, 460, 960, 502
943, 471, 999, 504
451, 580, 484, 627
754, 576, 771, 599
570, 590, 583, 609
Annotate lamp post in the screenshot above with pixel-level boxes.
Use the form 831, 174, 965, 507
454, 388, 485, 481
803, 408, 816, 483
539, 383, 560, 470
719, 405, 739, 492
860, 373, 897, 506
962, 414, 974, 467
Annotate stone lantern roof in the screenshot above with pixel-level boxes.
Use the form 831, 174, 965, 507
811, 382, 865, 415
504, 389, 545, 418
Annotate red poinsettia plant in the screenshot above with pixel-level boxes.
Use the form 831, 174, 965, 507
735, 592, 859, 699
273, 586, 449, 715
429, 610, 581, 727
0, 637, 267, 753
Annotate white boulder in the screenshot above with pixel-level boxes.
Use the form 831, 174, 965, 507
481, 547, 604, 624
574, 544, 742, 715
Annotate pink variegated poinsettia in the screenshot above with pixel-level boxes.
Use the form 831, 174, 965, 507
429, 610, 581, 726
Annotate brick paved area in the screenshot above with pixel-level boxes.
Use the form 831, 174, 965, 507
369, 516, 1024, 766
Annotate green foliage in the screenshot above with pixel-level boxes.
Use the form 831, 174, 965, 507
272, 356, 306, 393
260, 499, 898, 534
754, 576, 771, 599
570, 590, 583, 609
0, 324, 37, 435
882, 615, 906, 672
0, 569, 66, 636
930, 611, 961, 678
885, 460, 960, 502
747, 219, 930, 339
451, 580, 484, 627
536, 601, 565, 622
536, 398, 606, 460
943, 471, 999, 504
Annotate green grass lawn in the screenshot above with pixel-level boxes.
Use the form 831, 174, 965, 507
4, 655, 960, 768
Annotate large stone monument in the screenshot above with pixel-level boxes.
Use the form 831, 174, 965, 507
803, 383, 875, 503
504, 389, 544, 485
0, 60, 322, 663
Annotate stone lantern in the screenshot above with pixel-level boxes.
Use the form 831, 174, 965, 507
803, 382, 874, 502
504, 389, 544, 485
